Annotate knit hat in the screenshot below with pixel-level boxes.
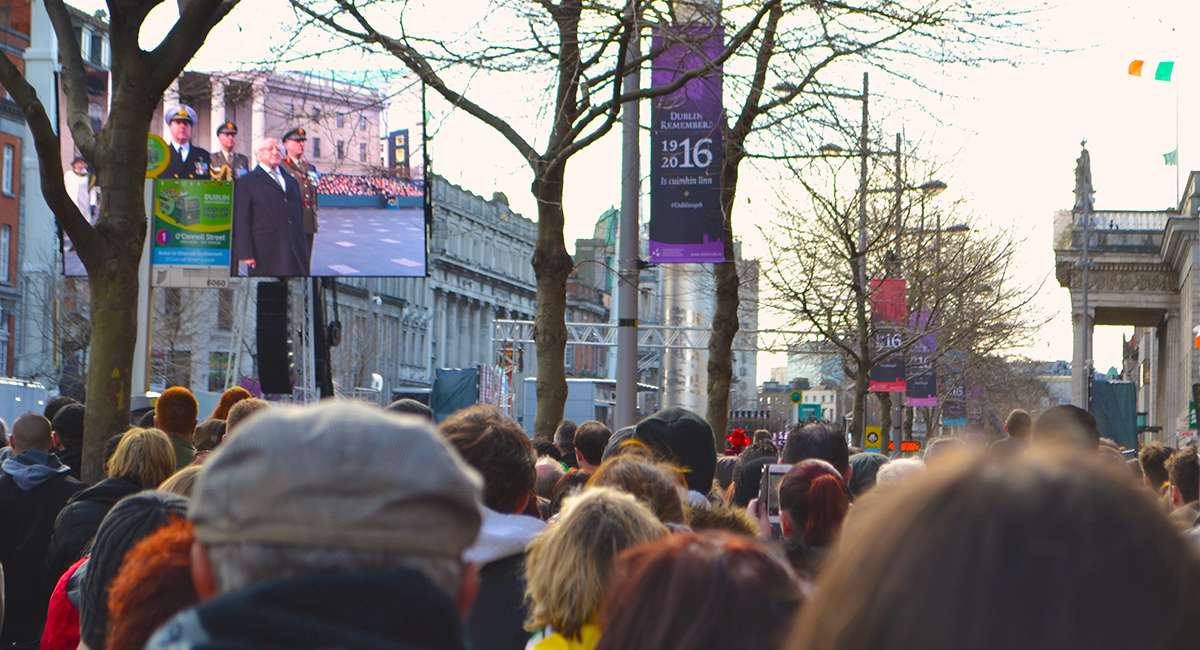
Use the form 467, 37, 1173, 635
190, 402, 484, 558
602, 408, 717, 494
848, 452, 890, 498
79, 491, 189, 650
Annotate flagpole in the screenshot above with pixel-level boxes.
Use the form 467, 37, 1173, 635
1175, 63, 1180, 201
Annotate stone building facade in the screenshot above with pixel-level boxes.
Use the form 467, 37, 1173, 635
158, 70, 384, 175
1054, 171, 1200, 445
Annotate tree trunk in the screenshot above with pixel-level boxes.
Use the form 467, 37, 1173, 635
706, 260, 739, 452
530, 165, 574, 440
850, 365, 869, 448
79, 162, 146, 483
705, 161, 741, 451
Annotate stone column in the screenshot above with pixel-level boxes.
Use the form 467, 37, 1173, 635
251, 81, 267, 148
471, 299, 483, 367
435, 289, 447, 369
210, 79, 226, 148
1157, 309, 1182, 438
162, 78, 180, 139
483, 305, 495, 368
1071, 309, 1092, 410
449, 295, 461, 368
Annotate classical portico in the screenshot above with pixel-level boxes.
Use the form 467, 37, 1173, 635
1054, 172, 1200, 442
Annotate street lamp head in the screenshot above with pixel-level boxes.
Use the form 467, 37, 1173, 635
944, 223, 971, 233
818, 143, 845, 155
919, 180, 948, 195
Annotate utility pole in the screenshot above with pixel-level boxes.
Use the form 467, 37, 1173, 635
615, 6, 641, 428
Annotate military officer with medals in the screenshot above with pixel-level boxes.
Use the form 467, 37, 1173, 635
159, 105, 211, 180
210, 122, 250, 181
281, 127, 319, 263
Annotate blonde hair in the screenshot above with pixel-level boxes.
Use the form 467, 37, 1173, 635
159, 465, 203, 497
524, 488, 667, 639
107, 428, 176, 489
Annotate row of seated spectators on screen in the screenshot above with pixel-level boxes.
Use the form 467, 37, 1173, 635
317, 174, 423, 197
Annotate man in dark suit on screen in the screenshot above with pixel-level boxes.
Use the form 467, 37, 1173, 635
159, 105, 211, 180
233, 137, 310, 277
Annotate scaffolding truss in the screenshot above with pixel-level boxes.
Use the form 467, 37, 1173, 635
489, 319, 821, 414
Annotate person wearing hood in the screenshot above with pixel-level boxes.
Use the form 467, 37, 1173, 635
44, 428, 176, 585
0, 413, 84, 648
440, 405, 545, 650
601, 408, 718, 503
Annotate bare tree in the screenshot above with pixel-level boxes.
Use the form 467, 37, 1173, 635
285, 0, 777, 438
704, 0, 1031, 445
0, 0, 237, 481
762, 150, 1039, 451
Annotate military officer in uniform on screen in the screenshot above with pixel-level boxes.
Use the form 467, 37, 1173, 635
160, 105, 211, 180
210, 122, 250, 181
281, 127, 319, 263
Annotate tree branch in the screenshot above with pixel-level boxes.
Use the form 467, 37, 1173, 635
0, 46, 98, 265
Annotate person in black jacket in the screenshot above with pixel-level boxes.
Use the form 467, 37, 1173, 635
158, 106, 211, 180
49, 404, 84, 480
43, 429, 176, 587
234, 137, 310, 277
0, 414, 84, 647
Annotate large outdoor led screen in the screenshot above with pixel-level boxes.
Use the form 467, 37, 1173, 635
64, 71, 427, 279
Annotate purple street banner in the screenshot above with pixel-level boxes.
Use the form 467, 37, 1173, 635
905, 310, 937, 406
941, 351, 967, 426
869, 278, 906, 392
649, 25, 725, 263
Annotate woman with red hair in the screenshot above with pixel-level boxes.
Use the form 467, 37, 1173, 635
777, 459, 850, 580
596, 532, 803, 650
207, 386, 251, 421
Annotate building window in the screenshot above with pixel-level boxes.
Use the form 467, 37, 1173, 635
3, 145, 13, 196
1, 225, 10, 284
207, 352, 229, 392
359, 142, 366, 162
310, 105, 320, 118
89, 31, 102, 64
77, 26, 88, 55
336, 141, 344, 160
312, 138, 322, 158
359, 117, 367, 131
336, 114, 345, 128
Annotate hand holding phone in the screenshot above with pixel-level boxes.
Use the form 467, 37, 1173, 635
759, 463, 793, 525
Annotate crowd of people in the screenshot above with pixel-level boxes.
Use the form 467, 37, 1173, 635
0, 391, 1198, 650
318, 173, 423, 198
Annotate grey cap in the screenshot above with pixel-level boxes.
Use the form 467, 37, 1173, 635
190, 401, 483, 558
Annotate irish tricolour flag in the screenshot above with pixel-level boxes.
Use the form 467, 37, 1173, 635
1129, 60, 1174, 81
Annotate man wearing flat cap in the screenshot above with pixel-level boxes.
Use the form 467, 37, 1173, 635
210, 122, 249, 182
160, 105, 211, 180
145, 401, 485, 650
281, 127, 320, 263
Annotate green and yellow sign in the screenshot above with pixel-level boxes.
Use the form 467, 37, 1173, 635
152, 179, 232, 268
147, 133, 170, 178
